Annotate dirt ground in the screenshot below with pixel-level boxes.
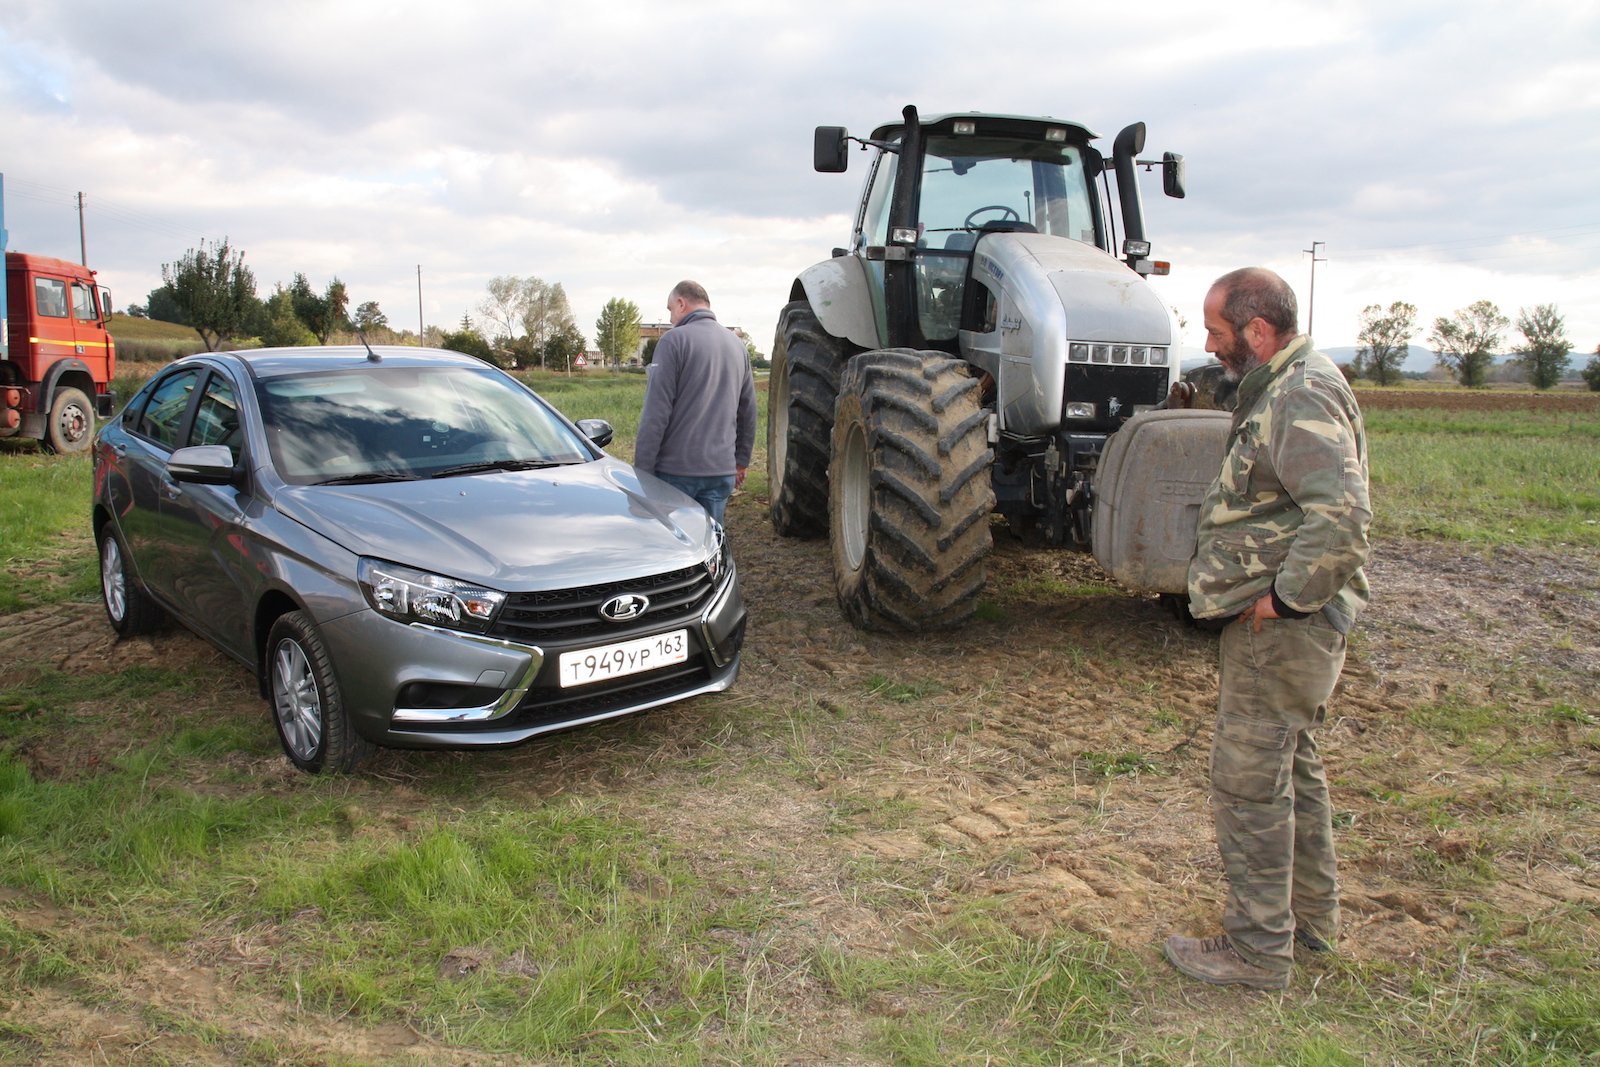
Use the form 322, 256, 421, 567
4, 473, 1600, 1063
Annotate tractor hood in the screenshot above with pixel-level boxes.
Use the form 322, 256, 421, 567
962, 232, 1179, 436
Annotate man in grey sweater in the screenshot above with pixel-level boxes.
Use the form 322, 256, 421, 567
633, 280, 758, 524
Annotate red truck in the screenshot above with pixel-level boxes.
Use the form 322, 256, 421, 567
2, 175, 118, 453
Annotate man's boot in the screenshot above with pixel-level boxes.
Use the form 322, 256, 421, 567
1163, 934, 1290, 990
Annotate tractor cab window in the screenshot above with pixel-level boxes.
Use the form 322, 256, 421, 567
913, 135, 1098, 343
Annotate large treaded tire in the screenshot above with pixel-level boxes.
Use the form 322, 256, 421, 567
768, 300, 851, 538
830, 349, 994, 631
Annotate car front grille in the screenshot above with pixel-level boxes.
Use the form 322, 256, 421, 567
488, 564, 714, 644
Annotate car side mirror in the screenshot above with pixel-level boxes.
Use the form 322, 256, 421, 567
168, 444, 238, 485
576, 418, 614, 449
814, 126, 850, 173
1163, 152, 1186, 199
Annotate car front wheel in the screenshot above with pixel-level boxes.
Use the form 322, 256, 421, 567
267, 611, 374, 774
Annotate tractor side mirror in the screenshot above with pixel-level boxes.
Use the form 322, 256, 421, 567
1163, 152, 1186, 199
814, 126, 850, 173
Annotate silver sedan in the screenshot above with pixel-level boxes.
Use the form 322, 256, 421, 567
92, 346, 745, 773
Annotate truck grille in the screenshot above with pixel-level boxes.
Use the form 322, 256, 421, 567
488, 564, 714, 644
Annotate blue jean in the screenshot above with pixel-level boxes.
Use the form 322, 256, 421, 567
655, 472, 736, 525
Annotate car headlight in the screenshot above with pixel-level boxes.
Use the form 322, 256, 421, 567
358, 558, 505, 633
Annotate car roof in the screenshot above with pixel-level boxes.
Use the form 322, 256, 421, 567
187, 346, 495, 380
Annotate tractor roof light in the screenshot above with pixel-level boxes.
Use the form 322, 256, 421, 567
953, 120, 976, 135
1045, 127, 1067, 142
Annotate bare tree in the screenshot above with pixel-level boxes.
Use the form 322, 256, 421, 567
520, 279, 577, 369
1513, 304, 1572, 390
477, 276, 526, 345
1429, 300, 1508, 388
1355, 301, 1418, 386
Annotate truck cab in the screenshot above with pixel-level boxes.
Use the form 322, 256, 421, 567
2, 250, 117, 452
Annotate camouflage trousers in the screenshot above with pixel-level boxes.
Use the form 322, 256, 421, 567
1211, 611, 1346, 972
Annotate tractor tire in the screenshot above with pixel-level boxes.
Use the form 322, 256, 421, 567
768, 300, 852, 538
45, 387, 94, 454
830, 349, 995, 632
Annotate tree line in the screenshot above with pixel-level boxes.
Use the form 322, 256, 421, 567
132, 238, 673, 373
1352, 299, 1597, 390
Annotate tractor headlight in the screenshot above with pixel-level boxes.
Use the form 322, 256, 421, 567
1066, 402, 1096, 420
359, 559, 505, 633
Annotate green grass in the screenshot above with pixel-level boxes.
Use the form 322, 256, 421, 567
1366, 409, 1600, 546
0, 450, 98, 611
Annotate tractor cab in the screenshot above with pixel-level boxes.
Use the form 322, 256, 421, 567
816, 108, 1182, 355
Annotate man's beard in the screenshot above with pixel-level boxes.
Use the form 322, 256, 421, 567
1217, 333, 1263, 382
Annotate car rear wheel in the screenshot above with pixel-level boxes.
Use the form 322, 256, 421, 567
99, 527, 165, 636
268, 611, 374, 774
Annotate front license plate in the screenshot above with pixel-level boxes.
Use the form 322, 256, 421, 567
558, 629, 689, 688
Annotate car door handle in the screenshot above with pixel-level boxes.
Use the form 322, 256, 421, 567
159, 480, 183, 501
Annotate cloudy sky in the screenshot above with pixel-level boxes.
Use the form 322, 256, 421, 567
4, 0, 1597, 361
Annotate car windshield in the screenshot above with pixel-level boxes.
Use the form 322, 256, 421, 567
258, 365, 593, 485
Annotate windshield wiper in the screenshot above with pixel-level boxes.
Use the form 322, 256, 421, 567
428, 459, 574, 479
313, 471, 418, 485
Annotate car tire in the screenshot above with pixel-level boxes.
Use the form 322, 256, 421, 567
99, 526, 165, 636
46, 387, 95, 454
267, 610, 374, 774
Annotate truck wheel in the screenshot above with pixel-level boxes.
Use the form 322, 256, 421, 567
830, 349, 994, 631
768, 300, 851, 538
45, 387, 95, 454
267, 611, 374, 774
99, 526, 165, 636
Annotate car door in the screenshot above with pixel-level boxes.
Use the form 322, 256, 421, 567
114, 366, 206, 606
155, 367, 256, 662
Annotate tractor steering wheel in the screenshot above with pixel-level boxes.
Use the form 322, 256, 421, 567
964, 204, 1022, 229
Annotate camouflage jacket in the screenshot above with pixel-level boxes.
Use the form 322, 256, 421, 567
1187, 336, 1371, 632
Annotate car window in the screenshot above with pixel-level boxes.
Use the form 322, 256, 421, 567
258, 365, 594, 484
189, 374, 242, 462
133, 368, 203, 450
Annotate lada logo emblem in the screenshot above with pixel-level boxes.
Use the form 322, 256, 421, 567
600, 594, 649, 622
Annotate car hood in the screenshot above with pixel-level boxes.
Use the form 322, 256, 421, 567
272, 458, 713, 589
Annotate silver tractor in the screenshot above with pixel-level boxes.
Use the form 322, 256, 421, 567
768, 105, 1230, 630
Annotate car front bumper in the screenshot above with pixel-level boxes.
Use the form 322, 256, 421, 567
318, 565, 745, 749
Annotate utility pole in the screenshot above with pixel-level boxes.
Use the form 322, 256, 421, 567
77, 192, 88, 265
1303, 240, 1326, 337
416, 265, 424, 345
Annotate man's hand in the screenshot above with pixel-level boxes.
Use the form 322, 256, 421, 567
1242, 594, 1282, 633
735, 466, 747, 489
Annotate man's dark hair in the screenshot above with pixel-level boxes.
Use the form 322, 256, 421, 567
1215, 267, 1298, 342
670, 280, 710, 307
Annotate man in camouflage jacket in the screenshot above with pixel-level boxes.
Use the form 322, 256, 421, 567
1165, 267, 1371, 990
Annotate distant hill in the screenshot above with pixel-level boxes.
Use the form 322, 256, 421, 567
1322, 344, 1446, 375
108, 313, 197, 341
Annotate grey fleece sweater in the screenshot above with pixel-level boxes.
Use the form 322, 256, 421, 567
632, 308, 757, 477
